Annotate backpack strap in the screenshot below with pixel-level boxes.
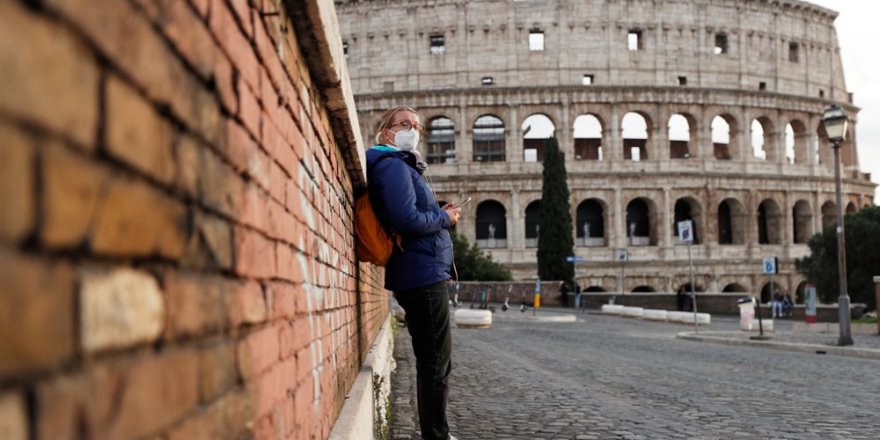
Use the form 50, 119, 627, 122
366, 155, 401, 245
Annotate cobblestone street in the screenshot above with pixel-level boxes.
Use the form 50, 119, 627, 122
391, 311, 880, 439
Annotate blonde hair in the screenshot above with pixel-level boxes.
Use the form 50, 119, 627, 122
373, 106, 419, 144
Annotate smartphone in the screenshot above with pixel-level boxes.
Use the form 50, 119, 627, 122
451, 196, 472, 209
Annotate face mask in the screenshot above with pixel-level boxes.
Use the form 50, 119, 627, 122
393, 128, 419, 152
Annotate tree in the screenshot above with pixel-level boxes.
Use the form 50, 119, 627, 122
537, 137, 575, 294
451, 232, 512, 281
796, 205, 880, 311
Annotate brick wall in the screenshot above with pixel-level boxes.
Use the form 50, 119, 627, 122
0, 0, 385, 439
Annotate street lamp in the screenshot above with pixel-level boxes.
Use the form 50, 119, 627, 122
820, 104, 853, 346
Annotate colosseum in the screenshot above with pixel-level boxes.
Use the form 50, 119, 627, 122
336, 0, 876, 301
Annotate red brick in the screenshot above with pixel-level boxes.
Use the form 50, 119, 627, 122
276, 242, 303, 283
214, 55, 239, 114
209, 0, 259, 89
166, 390, 252, 440
266, 199, 287, 240
223, 119, 257, 173
105, 74, 176, 185
163, 271, 231, 339
240, 78, 262, 141
228, 0, 254, 38
198, 144, 246, 218
190, 0, 209, 18
254, 18, 287, 93
230, 280, 267, 326
90, 178, 190, 258
174, 134, 201, 199
247, 145, 272, 193
242, 184, 270, 232
0, 1, 99, 150
267, 281, 309, 321
99, 350, 199, 439
198, 341, 236, 403
0, 122, 35, 243
269, 160, 288, 204
133, 0, 221, 82
187, 210, 234, 270
0, 251, 75, 377
234, 227, 276, 279
236, 325, 280, 381
279, 318, 311, 360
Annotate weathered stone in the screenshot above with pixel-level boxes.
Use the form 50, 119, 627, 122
0, 122, 34, 243
0, 392, 28, 440
80, 268, 165, 353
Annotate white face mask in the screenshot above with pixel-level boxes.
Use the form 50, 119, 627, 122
393, 128, 420, 152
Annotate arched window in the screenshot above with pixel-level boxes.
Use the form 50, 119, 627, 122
751, 117, 774, 160
673, 198, 702, 244
718, 198, 745, 245
573, 114, 603, 161
525, 200, 541, 248
722, 283, 748, 293
473, 115, 505, 162
668, 114, 695, 159
846, 202, 857, 214
793, 200, 812, 244
626, 198, 654, 246
576, 199, 605, 247
632, 286, 656, 292
522, 114, 555, 162
784, 119, 809, 165
712, 115, 736, 160
622, 112, 649, 161
821, 201, 836, 229
758, 199, 782, 244
426, 116, 455, 164
475, 200, 507, 248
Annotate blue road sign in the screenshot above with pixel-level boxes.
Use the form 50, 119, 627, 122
565, 256, 584, 263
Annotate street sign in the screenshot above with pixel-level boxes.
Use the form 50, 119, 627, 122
565, 255, 584, 263
804, 284, 817, 323
615, 248, 628, 262
762, 256, 778, 274
677, 220, 693, 243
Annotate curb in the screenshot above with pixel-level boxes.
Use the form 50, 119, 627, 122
676, 331, 880, 361
492, 312, 578, 323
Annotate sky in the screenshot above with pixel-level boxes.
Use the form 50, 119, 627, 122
809, 0, 880, 200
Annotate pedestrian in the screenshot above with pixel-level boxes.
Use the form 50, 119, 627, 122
575, 283, 582, 311
676, 285, 686, 311
366, 106, 461, 440
560, 282, 569, 307
772, 289, 784, 318
783, 293, 794, 317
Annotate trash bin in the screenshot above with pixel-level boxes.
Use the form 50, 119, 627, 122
737, 297, 756, 331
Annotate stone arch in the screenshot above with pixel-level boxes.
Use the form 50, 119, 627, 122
426, 115, 456, 164
632, 285, 656, 292
757, 198, 783, 244
821, 201, 836, 229
472, 114, 505, 162
668, 113, 697, 159
573, 114, 604, 161
475, 199, 507, 248
846, 202, 857, 214
711, 114, 737, 160
584, 286, 606, 292
785, 119, 809, 165
718, 198, 746, 245
760, 282, 786, 304
722, 283, 748, 293
625, 197, 658, 246
673, 196, 703, 244
750, 116, 775, 160
522, 113, 555, 162
622, 111, 652, 161
576, 198, 607, 247
524, 200, 541, 248
795, 280, 811, 304
792, 199, 812, 244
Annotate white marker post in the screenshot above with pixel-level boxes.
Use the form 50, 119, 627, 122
678, 220, 698, 333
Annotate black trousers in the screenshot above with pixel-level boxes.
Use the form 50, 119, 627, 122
395, 281, 452, 440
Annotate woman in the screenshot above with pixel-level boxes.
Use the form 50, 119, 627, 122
366, 106, 461, 440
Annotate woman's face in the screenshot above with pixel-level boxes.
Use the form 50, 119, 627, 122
383, 111, 421, 146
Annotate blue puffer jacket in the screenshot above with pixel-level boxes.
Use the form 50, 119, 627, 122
366, 145, 453, 291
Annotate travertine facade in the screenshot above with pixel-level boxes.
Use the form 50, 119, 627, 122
337, 0, 876, 301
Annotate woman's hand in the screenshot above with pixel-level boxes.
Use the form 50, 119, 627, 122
442, 204, 461, 225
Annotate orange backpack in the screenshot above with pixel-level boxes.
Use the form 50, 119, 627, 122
355, 158, 402, 266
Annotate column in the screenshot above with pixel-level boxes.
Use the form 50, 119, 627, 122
458, 102, 471, 164
560, 100, 574, 160
661, 188, 672, 249
509, 190, 524, 250
507, 105, 521, 163
608, 106, 622, 161
782, 190, 793, 258
613, 188, 623, 249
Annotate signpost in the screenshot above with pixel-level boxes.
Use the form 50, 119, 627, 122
533, 277, 541, 316
615, 249, 628, 305
678, 220, 698, 333
751, 256, 778, 340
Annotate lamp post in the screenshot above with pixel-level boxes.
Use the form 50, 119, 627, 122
820, 104, 853, 346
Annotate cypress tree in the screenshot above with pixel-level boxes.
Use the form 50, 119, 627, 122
537, 137, 575, 293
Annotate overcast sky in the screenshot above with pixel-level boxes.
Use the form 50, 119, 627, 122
809, 0, 880, 200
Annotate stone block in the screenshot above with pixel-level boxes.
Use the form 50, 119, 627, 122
80, 268, 165, 353
198, 342, 237, 403
0, 252, 75, 376
0, 391, 28, 440
0, 1, 98, 150
0, 122, 34, 243
41, 143, 108, 247
105, 74, 176, 185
